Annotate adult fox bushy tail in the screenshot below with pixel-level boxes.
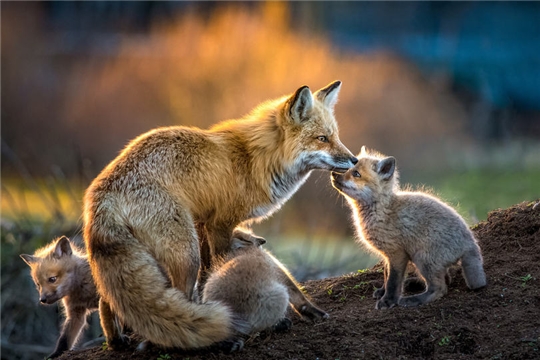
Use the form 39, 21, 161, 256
84, 81, 356, 349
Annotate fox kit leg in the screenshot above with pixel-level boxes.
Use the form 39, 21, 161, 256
376, 253, 408, 310
399, 261, 448, 307
263, 251, 329, 320
99, 299, 128, 350
48, 306, 87, 358
284, 277, 328, 320
373, 265, 388, 299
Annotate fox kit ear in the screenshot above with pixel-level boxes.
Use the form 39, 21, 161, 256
287, 85, 314, 125
254, 235, 266, 246
314, 80, 341, 110
20, 254, 37, 266
54, 236, 73, 258
358, 145, 367, 157
377, 157, 396, 180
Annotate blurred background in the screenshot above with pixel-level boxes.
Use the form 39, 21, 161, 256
2, 2, 539, 358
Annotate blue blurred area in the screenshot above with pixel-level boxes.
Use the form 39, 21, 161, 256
37, 1, 540, 110
304, 2, 540, 110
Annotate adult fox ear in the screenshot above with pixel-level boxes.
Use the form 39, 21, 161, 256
314, 80, 341, 110
20, 254, 37, 266
54, 236, 73, 258
286, 85, 314, 125
377, 157, 396, 180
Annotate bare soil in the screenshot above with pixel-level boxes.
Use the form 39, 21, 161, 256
58, 200, 540, 360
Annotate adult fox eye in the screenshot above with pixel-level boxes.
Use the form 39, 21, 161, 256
317, 135, 329, 143
353, 170, 361, 178
48, 276, 57, 283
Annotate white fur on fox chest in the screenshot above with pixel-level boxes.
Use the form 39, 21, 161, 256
248, 168, 311, 220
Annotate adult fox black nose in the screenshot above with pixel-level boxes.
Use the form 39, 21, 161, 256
350, 157, 358, 165
40, 298, 47, 304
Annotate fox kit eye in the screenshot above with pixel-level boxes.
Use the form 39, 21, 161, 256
317, 135, 329, 143
352, 170, 361, 178
48, 276, 57, 283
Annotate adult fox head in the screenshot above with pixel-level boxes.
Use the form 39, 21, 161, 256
331, 146, 399, 204
20, 236, 78, 305
280, 80, 357, 174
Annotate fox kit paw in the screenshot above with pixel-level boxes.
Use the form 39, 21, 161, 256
398, 296, 423, 307
375, 297, 398, 310
46, 351, 63, 359
373, 287, 385, 299
300, 304, 329, 321
218, 338, 244, 353
273, 318, 293, 333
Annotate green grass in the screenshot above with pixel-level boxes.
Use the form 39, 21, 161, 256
407, 168, 540, 224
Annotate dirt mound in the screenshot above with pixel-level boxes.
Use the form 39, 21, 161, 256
58, 200, 540, 360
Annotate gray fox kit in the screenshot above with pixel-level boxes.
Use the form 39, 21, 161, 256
202, 228, 328, 344
331, 147, 486, 309
20, 236, 123, 358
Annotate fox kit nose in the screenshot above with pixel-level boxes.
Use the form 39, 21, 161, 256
40, 297, 47, 304
350, 156, 358, 165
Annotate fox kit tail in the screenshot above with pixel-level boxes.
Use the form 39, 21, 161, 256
89, 230, 235, 349
461, 244, 487, 290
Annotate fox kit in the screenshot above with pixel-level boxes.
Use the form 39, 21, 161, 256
20, 236, 123, 358
331, 147, 486, 309
203, 228, 328, 342
83, 81, 355, 349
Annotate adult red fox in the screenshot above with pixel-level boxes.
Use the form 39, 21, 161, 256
83, 81, 356, 349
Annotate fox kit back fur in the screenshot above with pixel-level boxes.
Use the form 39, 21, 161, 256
20, 237, 122, 358
203, 228, 328, 337
83, 81, 356, 348
331, 147, 486, 309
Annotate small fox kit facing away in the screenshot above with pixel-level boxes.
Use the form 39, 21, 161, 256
331, 147, 486, 309
203, 227, 328, 347
20, 237, 123, 358
84, 81, 355, 349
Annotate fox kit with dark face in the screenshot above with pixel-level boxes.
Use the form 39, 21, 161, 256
331, 147, 486, 309
84, 81, 355, 349
20, 237, 123, 358
203, 227, 328, 346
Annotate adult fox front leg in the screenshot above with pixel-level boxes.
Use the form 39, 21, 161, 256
84, 81, 356, 349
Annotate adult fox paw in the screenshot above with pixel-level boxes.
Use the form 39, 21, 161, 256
375, 297, 398, 310
109, 334, 131, 351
